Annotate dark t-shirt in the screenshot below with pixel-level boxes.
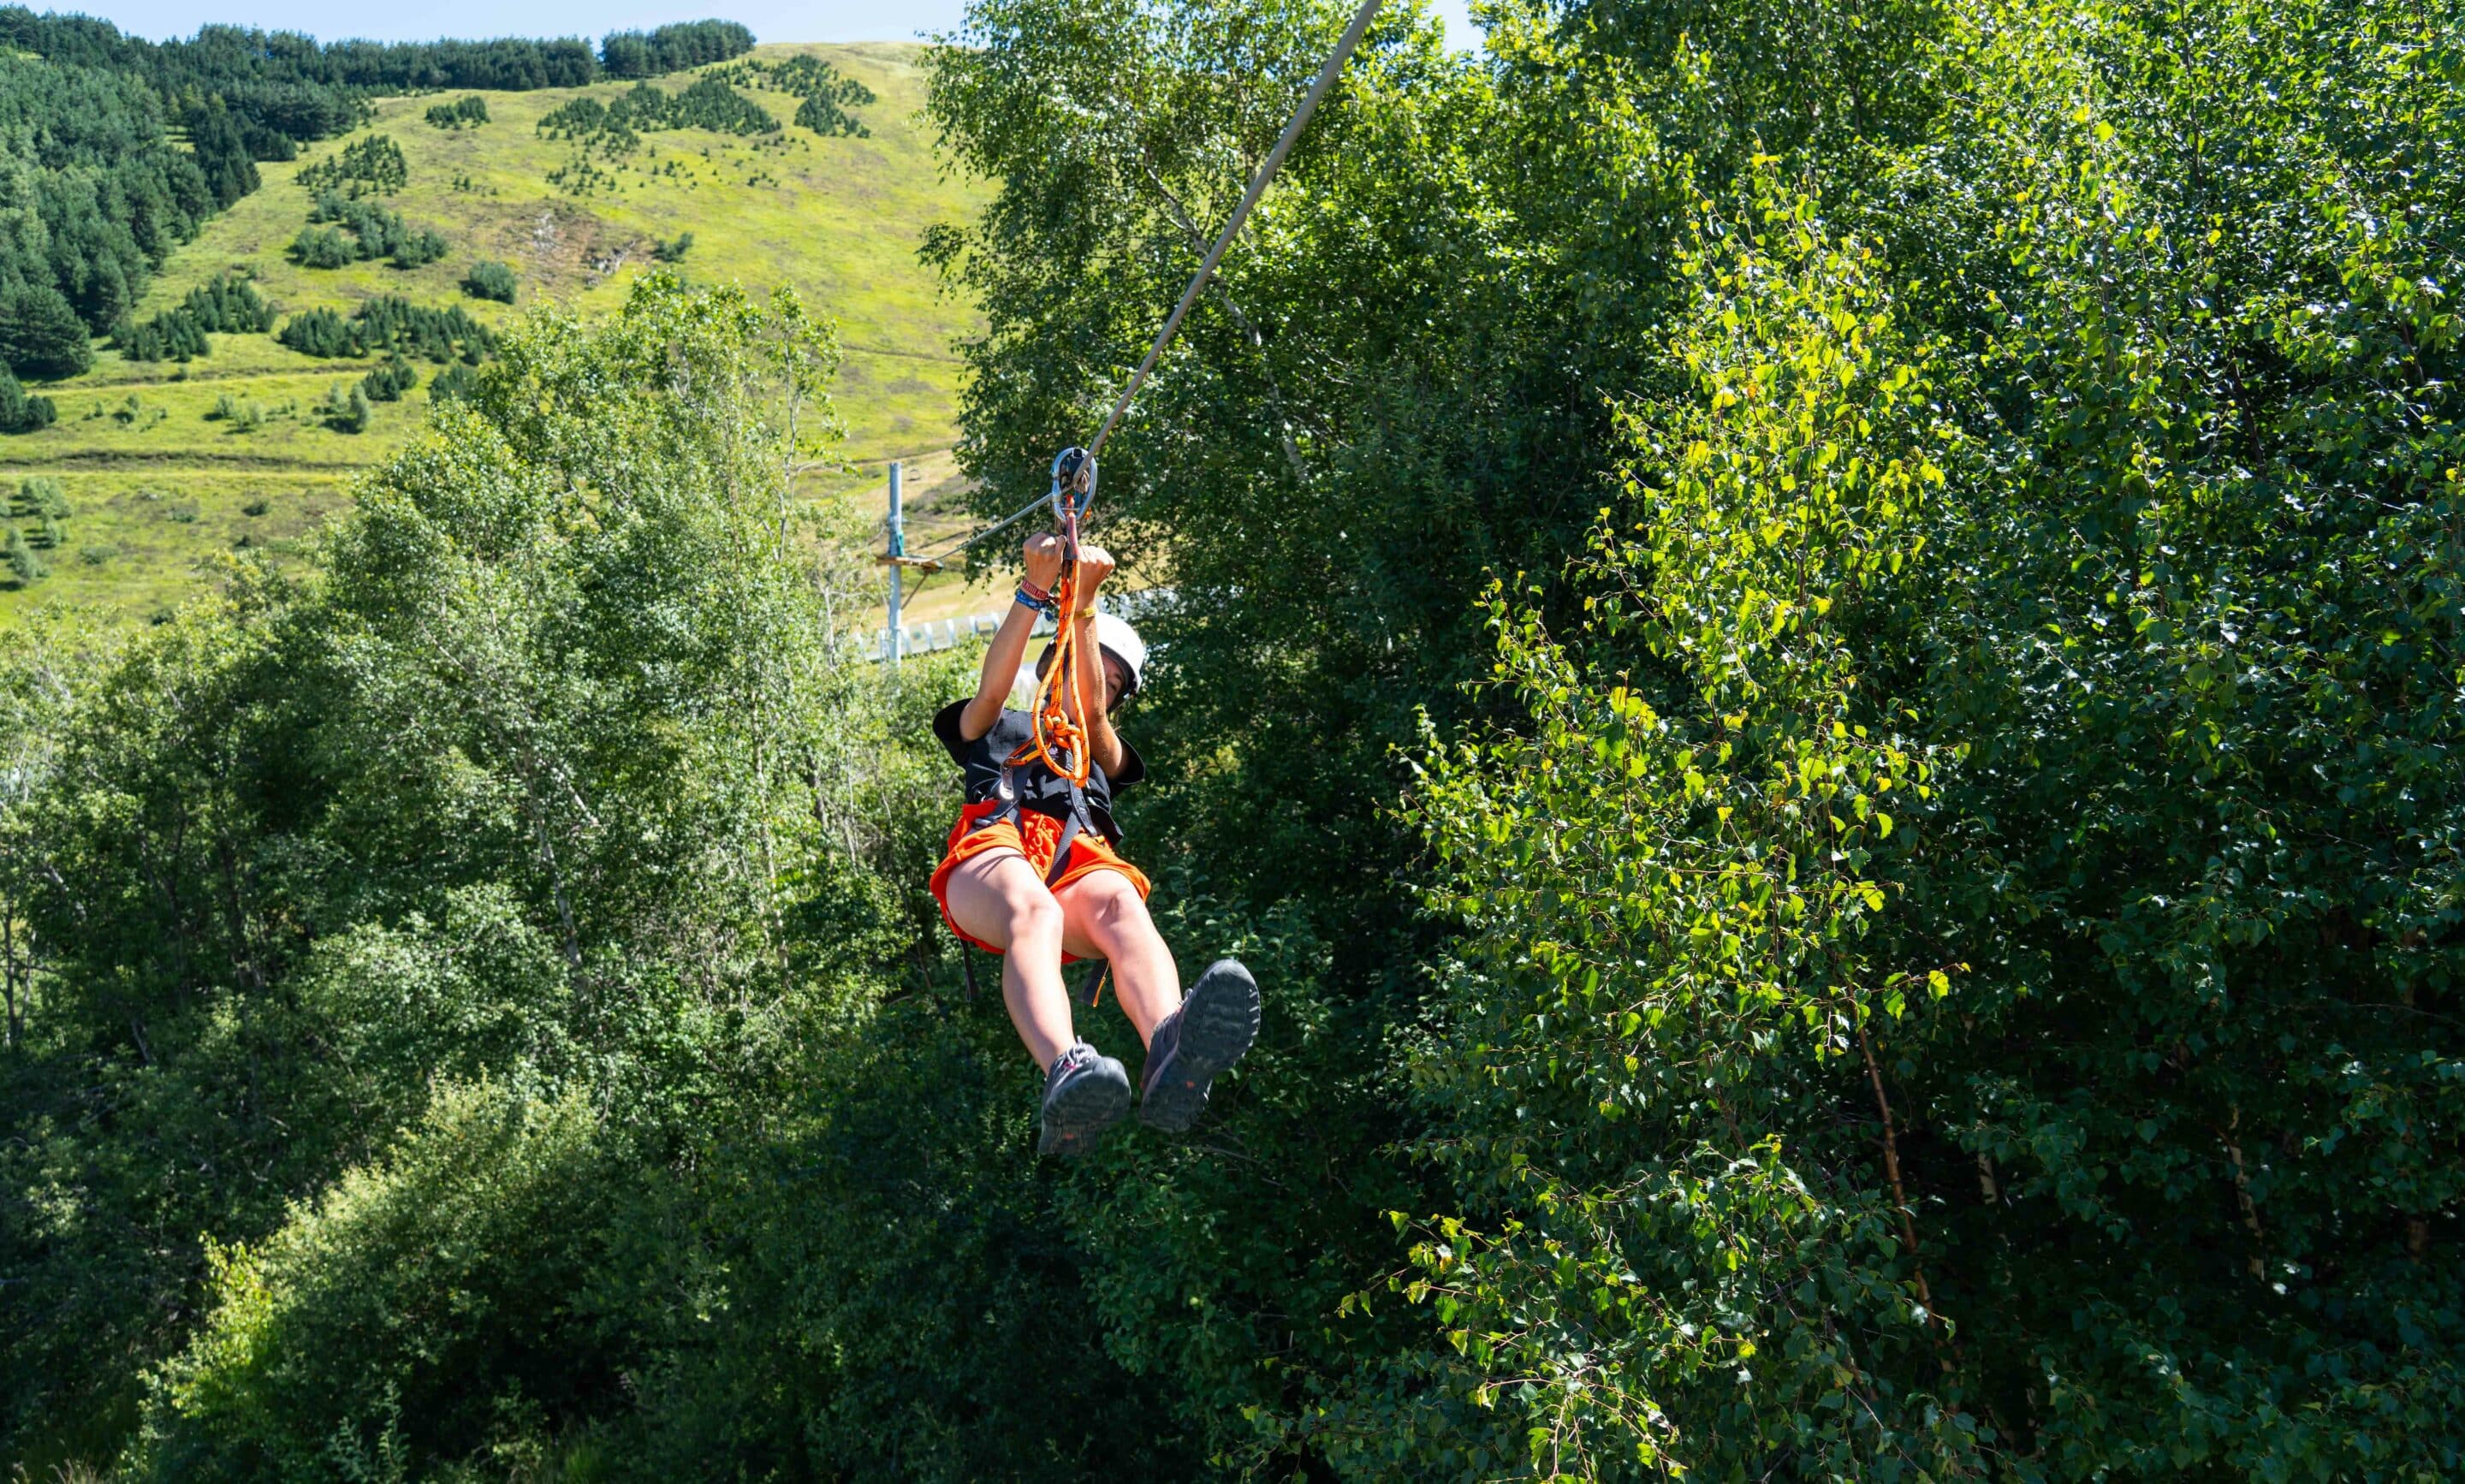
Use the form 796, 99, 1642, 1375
932, 700, 1145, 843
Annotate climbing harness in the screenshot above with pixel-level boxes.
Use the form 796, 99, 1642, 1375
1019, 448, 1097, 784
961, 447, 1103, 912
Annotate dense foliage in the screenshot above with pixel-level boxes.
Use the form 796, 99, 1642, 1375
296, 134, 410, 197
276, 298, 497, 364
917, 0, 2464, 1473
538, 75, 788, 166
712, 54, 882, 137
460, 259, 518, 303
358, 353, 420, 402
0, 51, 217, 371
598, 21, 758, 78
0, 9, 603, 142
5, 476, 68, 577
0, 368, 56, 433
110, 275, 277, 363
424, 94, 490, 128
3, 0, 2459, 1477
315, 377, 373, 431
291, 192, 449, 269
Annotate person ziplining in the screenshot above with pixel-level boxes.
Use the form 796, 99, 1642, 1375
930, 484, 1260, 1156
918, 0, 1387, 1156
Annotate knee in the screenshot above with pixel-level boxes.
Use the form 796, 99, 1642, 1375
1005, 888, 1064, 944
1079, 878, 1158, 953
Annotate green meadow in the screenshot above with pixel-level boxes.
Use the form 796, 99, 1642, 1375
0, 41, 987, 629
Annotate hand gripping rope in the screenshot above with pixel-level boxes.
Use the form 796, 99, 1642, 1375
1016, 447, 1100, 789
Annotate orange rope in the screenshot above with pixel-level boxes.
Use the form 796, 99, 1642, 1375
1014, 508, 1092, 787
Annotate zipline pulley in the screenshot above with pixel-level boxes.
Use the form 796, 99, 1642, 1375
1048, 447, 1097, 526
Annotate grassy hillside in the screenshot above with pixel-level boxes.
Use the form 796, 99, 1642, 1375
0, 41, 990, 629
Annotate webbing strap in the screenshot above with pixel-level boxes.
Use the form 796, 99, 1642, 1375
1041, 769, 1093, 887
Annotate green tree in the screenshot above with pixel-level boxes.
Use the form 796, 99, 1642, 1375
0, 365, 56, 432
3, 270, 878, 1466
3, 524, 42, 585
0, 282, 94, 378
286, 224, 352, 269
1393, 178, 1976, 1476
461, 258, 517, 303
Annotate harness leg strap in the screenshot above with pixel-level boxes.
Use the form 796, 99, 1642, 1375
1043, 775, 1091, 887
1044, 812, 1083, 887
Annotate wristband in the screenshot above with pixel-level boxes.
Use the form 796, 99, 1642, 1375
1013, 581, 1058, 616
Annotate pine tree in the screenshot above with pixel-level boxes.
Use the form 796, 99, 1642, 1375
0, 285, 94, 379
0, 367, 56, 434
461, 260, 517, 303
3, 525, 44, 585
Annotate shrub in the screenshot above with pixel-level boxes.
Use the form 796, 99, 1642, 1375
296, 134, 408, 196
278, 300, 497, 364
427, 362, 478, 402
461, 259, 517, 304
287, 226, 353, 270
297, 195, 449, 269
16, 476, 69, 521
4, 524, 44, 585
317, 381, 371, 434
132, 1083, 624, 1480
359, 355, 419, 402
276, 307, 358, 359
650, 232, 692, 264
0, 365, 56, 432
388, 228, 448, 270
424, 95, 490, 128
111, 309, 207, 363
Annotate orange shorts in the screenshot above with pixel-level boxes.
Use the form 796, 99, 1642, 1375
930, 799, 1153, 959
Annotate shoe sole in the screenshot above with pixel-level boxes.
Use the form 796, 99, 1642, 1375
1141, 959, 1261, 1133
1039, 1062, 1132, 1159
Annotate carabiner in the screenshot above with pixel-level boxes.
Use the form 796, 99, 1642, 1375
1048, 446, 1097, 525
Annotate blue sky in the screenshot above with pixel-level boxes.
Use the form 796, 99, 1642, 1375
68, 0, 1479, 50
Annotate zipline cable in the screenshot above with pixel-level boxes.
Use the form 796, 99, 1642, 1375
1086, 0, 1388, 459
906, 0, 1387, 573
905, 489, 1054, 570
1025, 0, 1386, 781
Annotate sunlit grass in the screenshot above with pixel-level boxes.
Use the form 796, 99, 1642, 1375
1, 42, 986, 630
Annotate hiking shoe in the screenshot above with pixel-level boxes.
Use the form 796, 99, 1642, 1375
1140, 959, 1262, 1133
1038, 1041, 1132, 1158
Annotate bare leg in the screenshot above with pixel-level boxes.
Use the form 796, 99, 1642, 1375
942, 851, 1072, 1070
1055, 870, 1181, 1048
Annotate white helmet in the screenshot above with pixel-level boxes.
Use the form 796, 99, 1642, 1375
1094, 611, 1147, 698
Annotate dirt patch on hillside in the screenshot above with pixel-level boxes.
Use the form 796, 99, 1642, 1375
450, 199, 633, 301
